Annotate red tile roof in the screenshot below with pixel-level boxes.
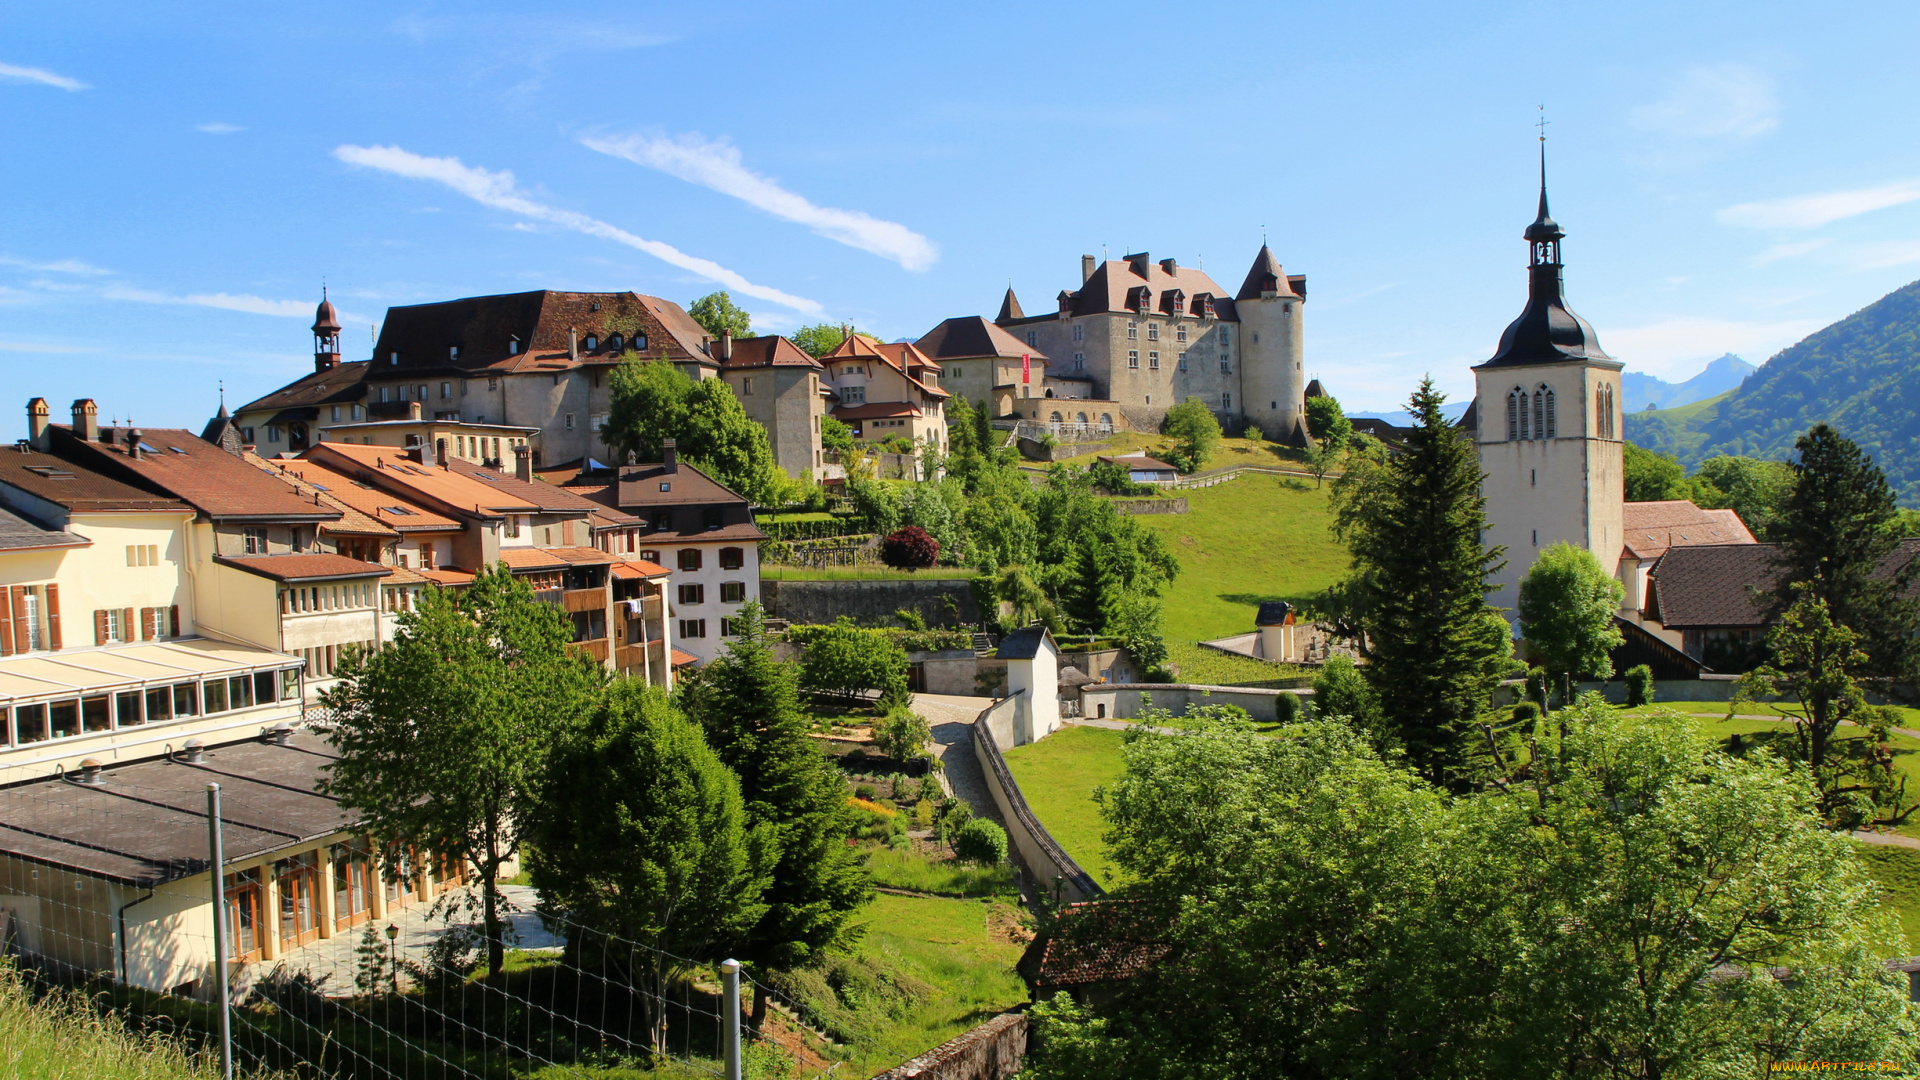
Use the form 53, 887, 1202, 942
833, 401, 924, 422
246, 455, 400, 539
496, 548, 567, 571
215, 553, 392, 583
1027, 901, 1169, 990
301, 443, 538, 519
234, 361, 370, 417
0, 444, 193, 515
721, 335, 824, 371
54, 427, 340, 522
442, 457, 613, 517
823, 334, 950, 400
1621, 500, 1757, 561
369, 291, 718, 378
915, 315, 1046, 362
670, 648, 700, 667
417, 567, 476, 587
612, 559, 671, 580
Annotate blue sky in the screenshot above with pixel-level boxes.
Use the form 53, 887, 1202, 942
7, 1, 1920, 435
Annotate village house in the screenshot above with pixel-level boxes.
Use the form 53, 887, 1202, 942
916, 309, 1127, 432
713, 332, 831, 478
820, 334, 951, 455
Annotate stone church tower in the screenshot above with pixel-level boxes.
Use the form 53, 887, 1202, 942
1473, 159, 1624, 610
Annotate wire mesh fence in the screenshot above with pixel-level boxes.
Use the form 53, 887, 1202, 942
0, 767, 779, 1079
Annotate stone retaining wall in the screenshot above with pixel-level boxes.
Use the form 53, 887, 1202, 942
1080, 683, 1310, 725
971, 697, 1104, 905
867, 1012, 1028, 1080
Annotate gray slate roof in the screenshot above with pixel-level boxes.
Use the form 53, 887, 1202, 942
997, 624, 1055, 660
0, 504, 87, 552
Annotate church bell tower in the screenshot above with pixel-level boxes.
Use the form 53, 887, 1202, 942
1472, 143, 1625, 610
313, 289, 343, 373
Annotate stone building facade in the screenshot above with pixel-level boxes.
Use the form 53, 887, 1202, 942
715, 333, 829, 478
992, 247, 1308, 440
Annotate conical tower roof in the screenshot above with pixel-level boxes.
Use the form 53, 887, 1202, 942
996, 287, 1024, 323
1234, 245, 1298, 301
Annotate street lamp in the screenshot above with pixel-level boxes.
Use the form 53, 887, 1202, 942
385, 923, 400, 994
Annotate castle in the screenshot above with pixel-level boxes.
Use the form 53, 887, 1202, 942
983, 247, 1311, 441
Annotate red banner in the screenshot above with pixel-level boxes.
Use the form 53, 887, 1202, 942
1022, 353, 1030, 383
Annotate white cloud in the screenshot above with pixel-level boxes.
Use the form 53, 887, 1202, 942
333, 144, 822, 314
1718, 179, 1920, 229
0, 339, 97, 354
1751, 239, 1830, 266
583, 132, 939, 272
0, 62, 88, 91
197, 122, 243, 135
0, 255, 111, 276
1629, 63, 1777, 139
1603, 315, 1822, 378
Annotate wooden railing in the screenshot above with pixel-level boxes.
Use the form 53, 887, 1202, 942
561, 588, 604, 614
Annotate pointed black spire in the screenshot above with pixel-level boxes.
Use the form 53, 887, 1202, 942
1481, 137, 1611, 369
1524, 138, 1563, 248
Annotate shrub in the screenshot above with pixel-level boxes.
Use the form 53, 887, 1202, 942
1624, 664, 1655, 707
954, 818, 1008, 865
880, 525, 940, 570
1526, 666, 1550, 711
854, 783, 877, 801
915, 799, 936, 829
1273, 691, 1301, 725
1512, 701, 1540, 724
918, 773, 944, 804
801, 622, 911, 704
1242, 424, 1264, 442
873, 706, 933, 763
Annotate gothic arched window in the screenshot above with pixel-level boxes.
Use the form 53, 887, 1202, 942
1543, 386, 1557, 439
1510, 388, 1526, 440
1532, 390, 1545, 441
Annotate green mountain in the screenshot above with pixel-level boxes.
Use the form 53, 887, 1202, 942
1624, 278, 1920, 505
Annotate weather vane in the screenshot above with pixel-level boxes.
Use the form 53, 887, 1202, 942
1536, 104, 1549, 143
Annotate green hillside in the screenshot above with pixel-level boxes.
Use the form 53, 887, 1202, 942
1624, 278, 1920, 503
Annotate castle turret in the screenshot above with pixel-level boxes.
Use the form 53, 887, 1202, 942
1234, 245, 1307, 443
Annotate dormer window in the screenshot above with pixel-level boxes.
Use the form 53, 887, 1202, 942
389, 351, 399, 366
634, 333, 647, 350
584, 335, 599, 351
608, 334, 623, 351
507, 337, 521, 355
449, 345, 460, 360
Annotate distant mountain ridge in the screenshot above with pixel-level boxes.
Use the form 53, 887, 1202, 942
1625, 278, 1920, 505
1621, 353, 1754, 412
1349, 400, 1471, 428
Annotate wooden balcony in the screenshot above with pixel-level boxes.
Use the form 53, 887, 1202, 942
561, 588, 604, 614
615, 645, 648, 671
568, 639, 610, 663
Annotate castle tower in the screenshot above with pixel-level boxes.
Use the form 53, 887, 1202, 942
1235, 245, 1308, 444
1473, 152, 1624, 610
312, 289, 342, 373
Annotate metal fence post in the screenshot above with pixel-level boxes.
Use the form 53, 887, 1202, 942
206, 783, 233, 1080
721, 958, 742, 1080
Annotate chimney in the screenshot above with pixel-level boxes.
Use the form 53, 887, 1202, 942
720, 329, 732, 362
514, 444, 533, 482
181, 740, 207, 764
1159, 257, 1177, 275
73, 758, 104, 786
662, 437, 678, 474
264, 723, 294, 746
412, 438, 437, 468
436, 438, 449, 469
570, 326, 579, 363
25, 398, 50, 451
1081, 254, 1096, 283
1127, 252, 1151, 278
70, 399, 99, 442
407, 401, 423, 421
127, 429, 144, 460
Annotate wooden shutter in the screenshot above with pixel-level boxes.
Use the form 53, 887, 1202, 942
45, 584, 59, 651
95, 609, 109, 646
562, 520, 576, 546
122, 608, 134, 643
139, 607, 155, 641
169, 605, 181, 638
0, 585, 15, 656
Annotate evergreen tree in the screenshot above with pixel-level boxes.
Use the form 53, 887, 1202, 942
678, 602, 868, 1030
1328, 378, 1510, 785
1773, 423, 1920, 690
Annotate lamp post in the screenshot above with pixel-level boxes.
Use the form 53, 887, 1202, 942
384, 923, 400, 994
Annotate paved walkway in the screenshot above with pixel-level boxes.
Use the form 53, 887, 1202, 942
262, 882, 562, 995
913, 693, 1006, 829
1849, 830, 1920, 851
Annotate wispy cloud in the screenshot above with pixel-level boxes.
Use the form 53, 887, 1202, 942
0, 255, 111, 276
1629, 62, 1777, 140
1718, 179, 1920, 229
334, 144, 821, 314
0, 339, 98, 354
1751, 239, 1830, 266
197, 122, 243, 135
0, 61, 88, 91
583, 132, 939, 272
97, 284, 322, 319
1604, 315, 1821, 377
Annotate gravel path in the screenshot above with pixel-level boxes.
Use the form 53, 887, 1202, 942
1850, 830, 1920, 851
913, 693, 1006, 829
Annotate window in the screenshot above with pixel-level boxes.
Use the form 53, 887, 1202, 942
719, 547, 744, 570
102, 607, 127, 644
1027, 331, 1037, 347
634, 334, 647, 350
379, 387, 391, 403
440, 381, 452, 399
504, 516, 520, 539
742, 377, 754, 395
389, 351, 400, 366
1126, 321, 1138, 340
266, 425, 282, 443
126, 544, 159, 567
241, 427, 254, 443
448, 346, 460, 360
720, 618, 739, 637
1149, 351, 1160, 370
1532, 390, 1545, 440
203, 677, 228, 714
1506, 389, 1520, 441
1072, 324, 1084, 342
488, 377, 499, 391
678, 549, 702, 571
584, 334, 598, 351
1073, 353, 1085, 370
720, 581, 746, 604
1220, 356, 1231, 373
1128, 350, 1139, 369
842, 385, 866, 403
641, 549, 661, 565
1223, 392, 1232, 410
609, 334, 623, 351
1147, 324, 1159, 341
1543, 387, 1557, 438
1178, 352, 1188, 371
330, 406, 341, 423
1220, 328, 1231, 347
565, 413, 575, 430
351, 404, 363, 421
243, 527, 269, 555
679, 618, 707, 639
507, 338, 521, 355
678, 583, 705, 605
1176, 325, 1188, 343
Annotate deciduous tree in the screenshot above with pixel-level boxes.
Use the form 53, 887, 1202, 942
603, 356, 780, 503
322, 565, 602, 975
688, 290, 752, 341
799, 621, 910, 706
1517, 542, 1624, 695
1160, 398, 1220, 474
1623, 440, 1687, 501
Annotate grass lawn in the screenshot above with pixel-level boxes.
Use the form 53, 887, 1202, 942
864, 845, 1017, 898
1135, 474, 1348, 647
760, 567, 977, 581
1854, 842, 1920, 948
793, 892, 1028, 1076
1166, 643, 1311, 688
0, 969, 214, 1080
1003, 725, 1129, 888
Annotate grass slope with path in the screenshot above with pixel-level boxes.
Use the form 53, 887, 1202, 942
1003, 725, 1129, 888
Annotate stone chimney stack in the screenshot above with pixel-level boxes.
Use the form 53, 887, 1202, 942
26, 398, 50, 451
514, 444, 533, 482
407, 401, 423, 421
662, 438, 678, 474
1081, 254, 1096, 283
569, 326, 579, 364
720, 329, 732, 362
70, 399, 99, 443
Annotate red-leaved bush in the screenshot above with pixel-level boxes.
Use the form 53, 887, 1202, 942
880, 525, 940, 570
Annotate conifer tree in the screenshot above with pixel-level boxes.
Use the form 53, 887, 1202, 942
679, 602, 867, 1029
1772, 424, 1920, 690
1328, 378, 1510, 785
